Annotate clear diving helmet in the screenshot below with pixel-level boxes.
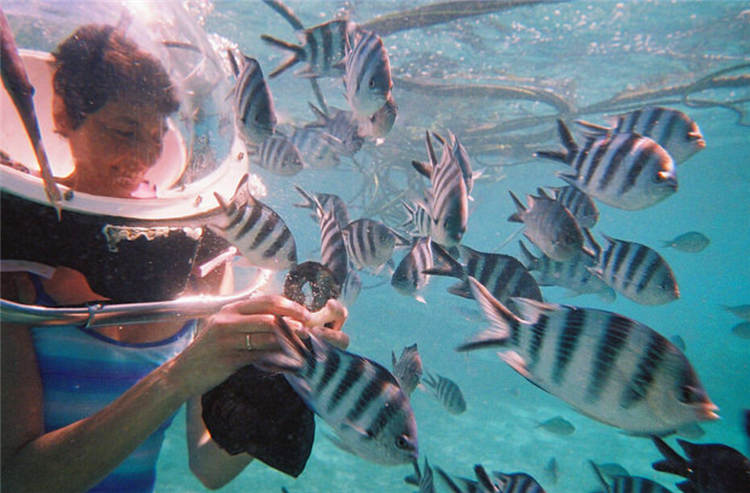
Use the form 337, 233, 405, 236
1, 0, 258, 316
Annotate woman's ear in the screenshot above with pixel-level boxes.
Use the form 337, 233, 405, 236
52, 93, 74, 137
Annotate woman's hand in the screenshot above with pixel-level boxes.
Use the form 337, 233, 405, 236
171, 294, 311, 397
306, 299, 350, 350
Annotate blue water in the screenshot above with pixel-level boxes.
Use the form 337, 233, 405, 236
150, 1, 750, 491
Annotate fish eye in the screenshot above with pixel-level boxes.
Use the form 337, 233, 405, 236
369, 78, 376, 89
678, 385, 701, 404
394, 435, 410, 450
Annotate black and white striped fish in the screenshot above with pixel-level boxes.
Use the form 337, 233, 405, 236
343, 29, 393, 118
413, 131, 478, 198
261, 18, 353, 78
419, 132, 469, 248
590, 461, 672, 493
401, 200, 432, 237
392, 343, 423, 396
343, 218, 408, 274
590, 234, 679, 306
313, 196, 351, 287
422, 370, 466, 415
294, 186, 351, 227
519, 240, 615, 302
426, 243, 543, 311
265, 315, 418, 465
576, 106, 705, 164
492, 471, 546, 493
360, 93, 398, 139
227, 50, 277, 147
306, 103, 365, 156
254, 134, 305, 176
458, 276, 718, 434
290, 126, 342, 169
209, 175, 297, 271
543, 185, 599, 229
391, 237, 434, 303
508, 190, 584, 262
537, 119, 677, 210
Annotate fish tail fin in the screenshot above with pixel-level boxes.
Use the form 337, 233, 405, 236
650, 436, 692, 478
589, 461, 612, 493
423, 242, 464, 279
535, 119, 578, 164
456, 277, 517, 351
507, 190, 525, 223
261, 0, 305, 30
260, 34, 307, 58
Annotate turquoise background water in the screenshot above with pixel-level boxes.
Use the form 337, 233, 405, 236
138, 1, 750, 491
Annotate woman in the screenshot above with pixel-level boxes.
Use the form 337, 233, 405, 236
1, 24, 348, 492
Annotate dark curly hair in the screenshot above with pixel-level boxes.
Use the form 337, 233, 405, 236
52, 24, 179, 129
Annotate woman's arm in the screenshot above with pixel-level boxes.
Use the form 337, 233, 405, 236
0, 294, 311, 493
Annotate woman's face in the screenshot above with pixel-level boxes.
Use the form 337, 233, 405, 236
65, 98, 168, 198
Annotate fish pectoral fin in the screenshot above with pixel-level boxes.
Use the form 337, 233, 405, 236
339, 420, 372, 440
323, 431, 358, 455
498, 350, 532, 379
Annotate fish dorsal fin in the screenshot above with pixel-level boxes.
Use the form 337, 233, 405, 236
589, 460, 613, 493
424, 130, 438, 168
226, 49, 240, 76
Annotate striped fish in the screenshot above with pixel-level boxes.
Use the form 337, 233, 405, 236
254, 134, 305, 176
343, 218, 408, 274
391, 344, 423, 396
591, 234, 679, 305
314, 196, 351, 287
360, 94, 398, 139
414, 131, 477, 198
458, 276, 718, 434
537, 119, 677, 210
543, 185, 599, 229
294, 186, 351, 227
391, 237, 434, 303
290, 126, 342, 169
343, 29, 393, 117
492, 471, 546, 493
576, 106, 705, 164
508, 190, 584, 262
267, 316, 419, 465
422, 370, 466, 415
306, 103, 365, 156
590, 461, 672, 493
422, 132, 469, 248
519, 240, 615, 302
401, 200, 432, 237
261, 18, 352, 78
426, 243, 543, 313
228, 51, 277, 147
209, 175, 297, 271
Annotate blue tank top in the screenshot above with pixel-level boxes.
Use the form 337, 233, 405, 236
28, 275, 196, 492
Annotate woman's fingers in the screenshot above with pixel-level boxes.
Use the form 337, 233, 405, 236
229, 295, 311, 323
308, 299, 348, 332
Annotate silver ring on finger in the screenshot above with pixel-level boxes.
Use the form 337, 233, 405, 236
245, 333, 254, 351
